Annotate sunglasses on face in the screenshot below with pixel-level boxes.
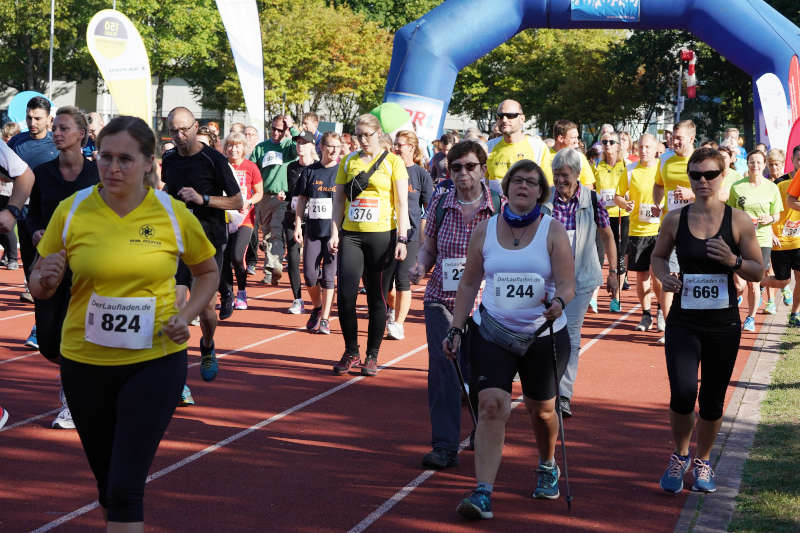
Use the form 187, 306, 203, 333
496, 112, 521, 120
601, 139, 618, 146
271, 126, 285, 133
449, 162, 481, 172
688, 169, 723, 181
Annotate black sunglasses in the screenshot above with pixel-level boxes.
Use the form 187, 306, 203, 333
450, 162, 481, 172
601, 139, 618, 146
496, 112, 521, 120
688, 169, 723, 181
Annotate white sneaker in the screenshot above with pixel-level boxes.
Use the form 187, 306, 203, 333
288, 299, 305, 315
52, 407, 75, 429
388, 308, 396, 324
657, 335, 666, 345
657, 310, 666, 332
386, 321, 405, 340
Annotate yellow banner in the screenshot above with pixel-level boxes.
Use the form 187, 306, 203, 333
86, 10, 152, 123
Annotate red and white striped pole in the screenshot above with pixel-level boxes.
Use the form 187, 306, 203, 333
681, 49, 697, 99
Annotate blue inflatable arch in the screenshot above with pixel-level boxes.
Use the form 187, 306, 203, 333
384, 0, 800, 144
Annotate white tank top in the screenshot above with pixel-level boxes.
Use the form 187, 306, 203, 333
474, 214, 567, 336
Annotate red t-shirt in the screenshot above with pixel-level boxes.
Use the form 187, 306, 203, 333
231, 159, 260, 228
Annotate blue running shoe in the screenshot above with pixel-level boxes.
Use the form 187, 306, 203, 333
782, 286, 793, 306
457, 489, 493, 520
25, 326, 38, 350
533, 462, 560, 499
789, 313, 800, 327
659, 453, 690, 493
765, 300, 777, 315
589, 298, 598, 313
737, 295, 743, 306
691, 458, 717, 493
742, 316, 756, 332
610, 299, 621, 313
200, 340, 218, 381
179, 384, 195, 406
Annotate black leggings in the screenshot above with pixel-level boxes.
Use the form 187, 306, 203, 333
597, 215, 630, 273
0, 196, 18, 261
337, 230, 396, 356
222, 225, 253, 293
284, 225, 301, 299
61, 350, 186, 522
664, 314, 741, 420
303, 236, 337, 289
34, 269, 72, 362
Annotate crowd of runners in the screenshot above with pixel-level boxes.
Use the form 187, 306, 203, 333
1, 93, 796, 528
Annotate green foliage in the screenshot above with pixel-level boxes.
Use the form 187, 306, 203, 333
329, 0, 441, 31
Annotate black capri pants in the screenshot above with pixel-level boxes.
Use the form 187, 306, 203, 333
393, 238, 420, 292
664, 313, 741, 421
597, 215, 630, 273
303, 236, 337, 289
61, 350, 187, 522
470, 323, 570, 401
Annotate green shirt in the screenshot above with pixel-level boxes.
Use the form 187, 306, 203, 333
727, 177, 782, 247
249, 130, 298, 193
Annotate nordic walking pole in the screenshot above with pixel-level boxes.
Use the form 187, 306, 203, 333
453, 357, 477, 428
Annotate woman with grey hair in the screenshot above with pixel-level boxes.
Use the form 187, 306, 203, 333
542, 148, 618, 418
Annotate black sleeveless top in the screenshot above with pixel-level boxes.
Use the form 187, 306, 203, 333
673, 204, 740, 320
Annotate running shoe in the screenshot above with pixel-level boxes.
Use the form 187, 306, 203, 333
333, 352, 360, 375
0, 405, 7, 429
306, 307, 322, 331
270, 266, 283, 286
386, 321, 405, 340
179, 384, 195, 406
764, 300, 777, 315
635, 313, 653, 331
782, 286, 792, 306
691, 458, 717, 493
0, 256, 6, 267
622, 278, 630, 291
25, 326, 38, 350
659, 453, 690, 493
200, 339, 218, 381
422, 448, 458, 470
20, 291, 33, 303
261, 271, 272, 284
657, 309, 666, 331
317, 318, 331, 335
288, 298, 305, 315
387, 308, 396, 324
737, 295, 743, 306
234, 290, 248, 310
742, 316, 756, 332
246, 264, 256, 276
51, 407, 75, 429
456, 489, 493, 520
609, 298, 621, 313
657, 335, 666, 345
533, 462, 560, 499
588, 298, 598, 314
219, 293, 234, 320
190, 317, 200, 326
7, 260, 18, 270
361, 355, 378, 377
789, 313, 800, 327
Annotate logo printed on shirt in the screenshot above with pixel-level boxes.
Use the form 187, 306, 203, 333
139, 224, 155, 238
737, 196, 747, 209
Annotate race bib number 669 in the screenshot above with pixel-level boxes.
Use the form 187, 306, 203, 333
85, 293, 156, 350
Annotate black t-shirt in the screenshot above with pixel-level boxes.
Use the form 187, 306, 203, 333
283, 160, 307, 228
406, 164, 434, 242
28, 157, 100, 234
161, 145, 240, 247
430, 151, 447, 181
297, 162, 337, 239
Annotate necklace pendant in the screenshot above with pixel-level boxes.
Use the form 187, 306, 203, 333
513, 238, 520, 246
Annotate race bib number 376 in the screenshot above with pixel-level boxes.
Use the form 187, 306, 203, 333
494, 272, 545, 310
348, 197, 380, 223
85, 293, 156, 350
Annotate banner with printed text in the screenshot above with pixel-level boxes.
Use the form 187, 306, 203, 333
384, 92, 445, 148
86, 10, 152, 123
571, 0, 640, 22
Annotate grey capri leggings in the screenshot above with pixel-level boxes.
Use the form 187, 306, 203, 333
303, 236, 337, 289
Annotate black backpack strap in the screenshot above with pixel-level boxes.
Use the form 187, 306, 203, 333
590, 189, 600, 226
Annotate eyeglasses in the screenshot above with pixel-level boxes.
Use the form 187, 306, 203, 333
496, 112, 521, 120
601, 139, 618, 146
449, 162, 481, 172
688, 169, 723, 181
354, 130, 377, 141
323, 144, 341, 149
510, 176, 540, 187
169, 124, 195, 136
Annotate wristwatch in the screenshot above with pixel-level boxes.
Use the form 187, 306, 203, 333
4, 205, 23, 221
733, 255, 743, 270
202, 194, 210, 207
397, 235, 409, 244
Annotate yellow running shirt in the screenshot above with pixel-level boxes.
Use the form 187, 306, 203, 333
617, 162, 661, 237
773, 178, 800, 251
654, 153, 691, 215
336, 151, 408, 233
488, 136, 554, 185
37, 186, 216, 366
593, 160, 628, 218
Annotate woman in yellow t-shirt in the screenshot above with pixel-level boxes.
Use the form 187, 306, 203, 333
30, 116, 218, 531
329, 113, 409, 376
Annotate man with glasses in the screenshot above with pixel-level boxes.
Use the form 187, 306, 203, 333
486, 100, 552, 192
162, 106, 242, 389
244, 125, 260, 158
249, 115, 299, 285
550, 119, 596, 188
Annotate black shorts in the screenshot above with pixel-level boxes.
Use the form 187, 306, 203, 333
176, 244, 225, 287
770, 248, 800, 280
626, 235, 658, 272
469, 323, 570, 401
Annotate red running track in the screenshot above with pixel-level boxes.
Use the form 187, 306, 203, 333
0, 267, 764, 532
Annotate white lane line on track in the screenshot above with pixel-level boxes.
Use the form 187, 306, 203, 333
0, 311, 34, 321
0, 408, 60, 433
30, 343, 429, 533
348, 306, 641, 531
0, 350, 39, 366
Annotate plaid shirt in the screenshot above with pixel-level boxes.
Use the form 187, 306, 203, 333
551, 187, 610, 230
424, 186, 497, 312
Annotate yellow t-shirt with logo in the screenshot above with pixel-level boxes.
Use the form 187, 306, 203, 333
488, 137, 554, 185
654, 153, 691, 215
549, 147, 596, 187
593, 160, 628, 218
336, 151, 408, 232
617, 162, 662, 237
773, 178, 800, 251
37, 186, 216, 366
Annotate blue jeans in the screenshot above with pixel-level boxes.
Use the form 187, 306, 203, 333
425, 302, 470, 453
